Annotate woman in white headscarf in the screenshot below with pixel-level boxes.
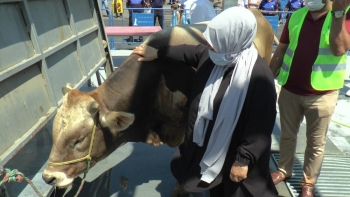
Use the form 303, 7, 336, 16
133, 7, 278, 197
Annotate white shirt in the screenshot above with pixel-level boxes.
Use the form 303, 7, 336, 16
182, 0, 196, 20
190, 0, 216, 24
237, 0, 248, 7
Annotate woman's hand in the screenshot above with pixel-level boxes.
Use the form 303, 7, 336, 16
132, 45, 158, 62
230, 161, 248, 182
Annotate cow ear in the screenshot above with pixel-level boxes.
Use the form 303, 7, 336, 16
100, 111, 135, 137
62, 83, 74, 95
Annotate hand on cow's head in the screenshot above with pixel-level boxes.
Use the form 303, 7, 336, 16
132, 45, 158, 62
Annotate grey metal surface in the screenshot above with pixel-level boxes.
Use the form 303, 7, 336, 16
222, 0, 237, 10
0, 0, 113, 169
272, 154, 350, 197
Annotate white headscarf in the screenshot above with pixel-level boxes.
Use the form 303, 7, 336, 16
193, 7, 258, 184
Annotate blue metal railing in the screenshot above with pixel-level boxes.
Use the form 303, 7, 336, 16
103, 7, 295, 49
106, 7, 193, 49
260, 10, 294, 25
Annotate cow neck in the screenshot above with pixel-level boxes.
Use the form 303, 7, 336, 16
96, 80, 127, 111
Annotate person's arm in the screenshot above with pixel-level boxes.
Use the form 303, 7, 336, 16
269, 19, 289, 76
132, 44, 206, 68
176, 12, 181, 24
250, 0, 260, 7
270, 43, 288, 77
284, 1, 290, 11
330, 2, 350, 56
234, 67, 277, 167
273, 3, 279, 15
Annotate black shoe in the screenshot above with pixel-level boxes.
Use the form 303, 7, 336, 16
124, 37, 133, 42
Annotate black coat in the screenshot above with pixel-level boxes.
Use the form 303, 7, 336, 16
158, 44, 278, 197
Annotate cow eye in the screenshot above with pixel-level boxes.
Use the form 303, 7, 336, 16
70, 137, 86, 149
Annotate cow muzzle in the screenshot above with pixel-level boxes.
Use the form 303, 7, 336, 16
43, 125, 96, 187
42, 169, 74, 188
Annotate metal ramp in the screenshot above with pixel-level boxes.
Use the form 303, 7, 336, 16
272, 153, 350, 197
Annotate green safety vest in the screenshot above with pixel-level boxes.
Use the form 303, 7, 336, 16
278, 7, 348, 90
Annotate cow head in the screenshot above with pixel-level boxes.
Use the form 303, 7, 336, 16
42, 84, 134, 188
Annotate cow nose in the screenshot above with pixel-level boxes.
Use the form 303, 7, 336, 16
42, 175, 56, 185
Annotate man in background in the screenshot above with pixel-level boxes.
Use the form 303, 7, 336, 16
125, 0, 144, 42
101, 0, 111, 16
152, 0, 166, 29
284, 0, 304, 19
270, 0, 350, 196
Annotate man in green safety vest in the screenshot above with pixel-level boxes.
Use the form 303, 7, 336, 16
269, 0, 350, 196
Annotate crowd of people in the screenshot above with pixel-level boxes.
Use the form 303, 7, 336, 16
111, 0, 220, 41
237, 0, 304, 18
103, 0, 222, 25
103, 0, 303, 30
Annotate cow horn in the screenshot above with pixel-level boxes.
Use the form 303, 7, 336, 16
62, 83, 74, 95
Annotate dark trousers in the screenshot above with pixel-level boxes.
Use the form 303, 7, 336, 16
128, 4, 143, 26
127, 4, 143, 40
154, 10, 163, 29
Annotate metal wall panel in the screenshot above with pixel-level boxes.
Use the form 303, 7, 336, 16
0, 0, 113, 167
80, 31, 104, 72
0, 64, 52, 156
27, 0, 73, 51
0, 4, 36, 71
69, 0, 96, 34
46, 42, 83, 101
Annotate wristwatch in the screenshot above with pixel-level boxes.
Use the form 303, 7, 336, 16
331, 10, 345, 18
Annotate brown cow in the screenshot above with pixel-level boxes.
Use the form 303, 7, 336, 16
42, 9, 274, 188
